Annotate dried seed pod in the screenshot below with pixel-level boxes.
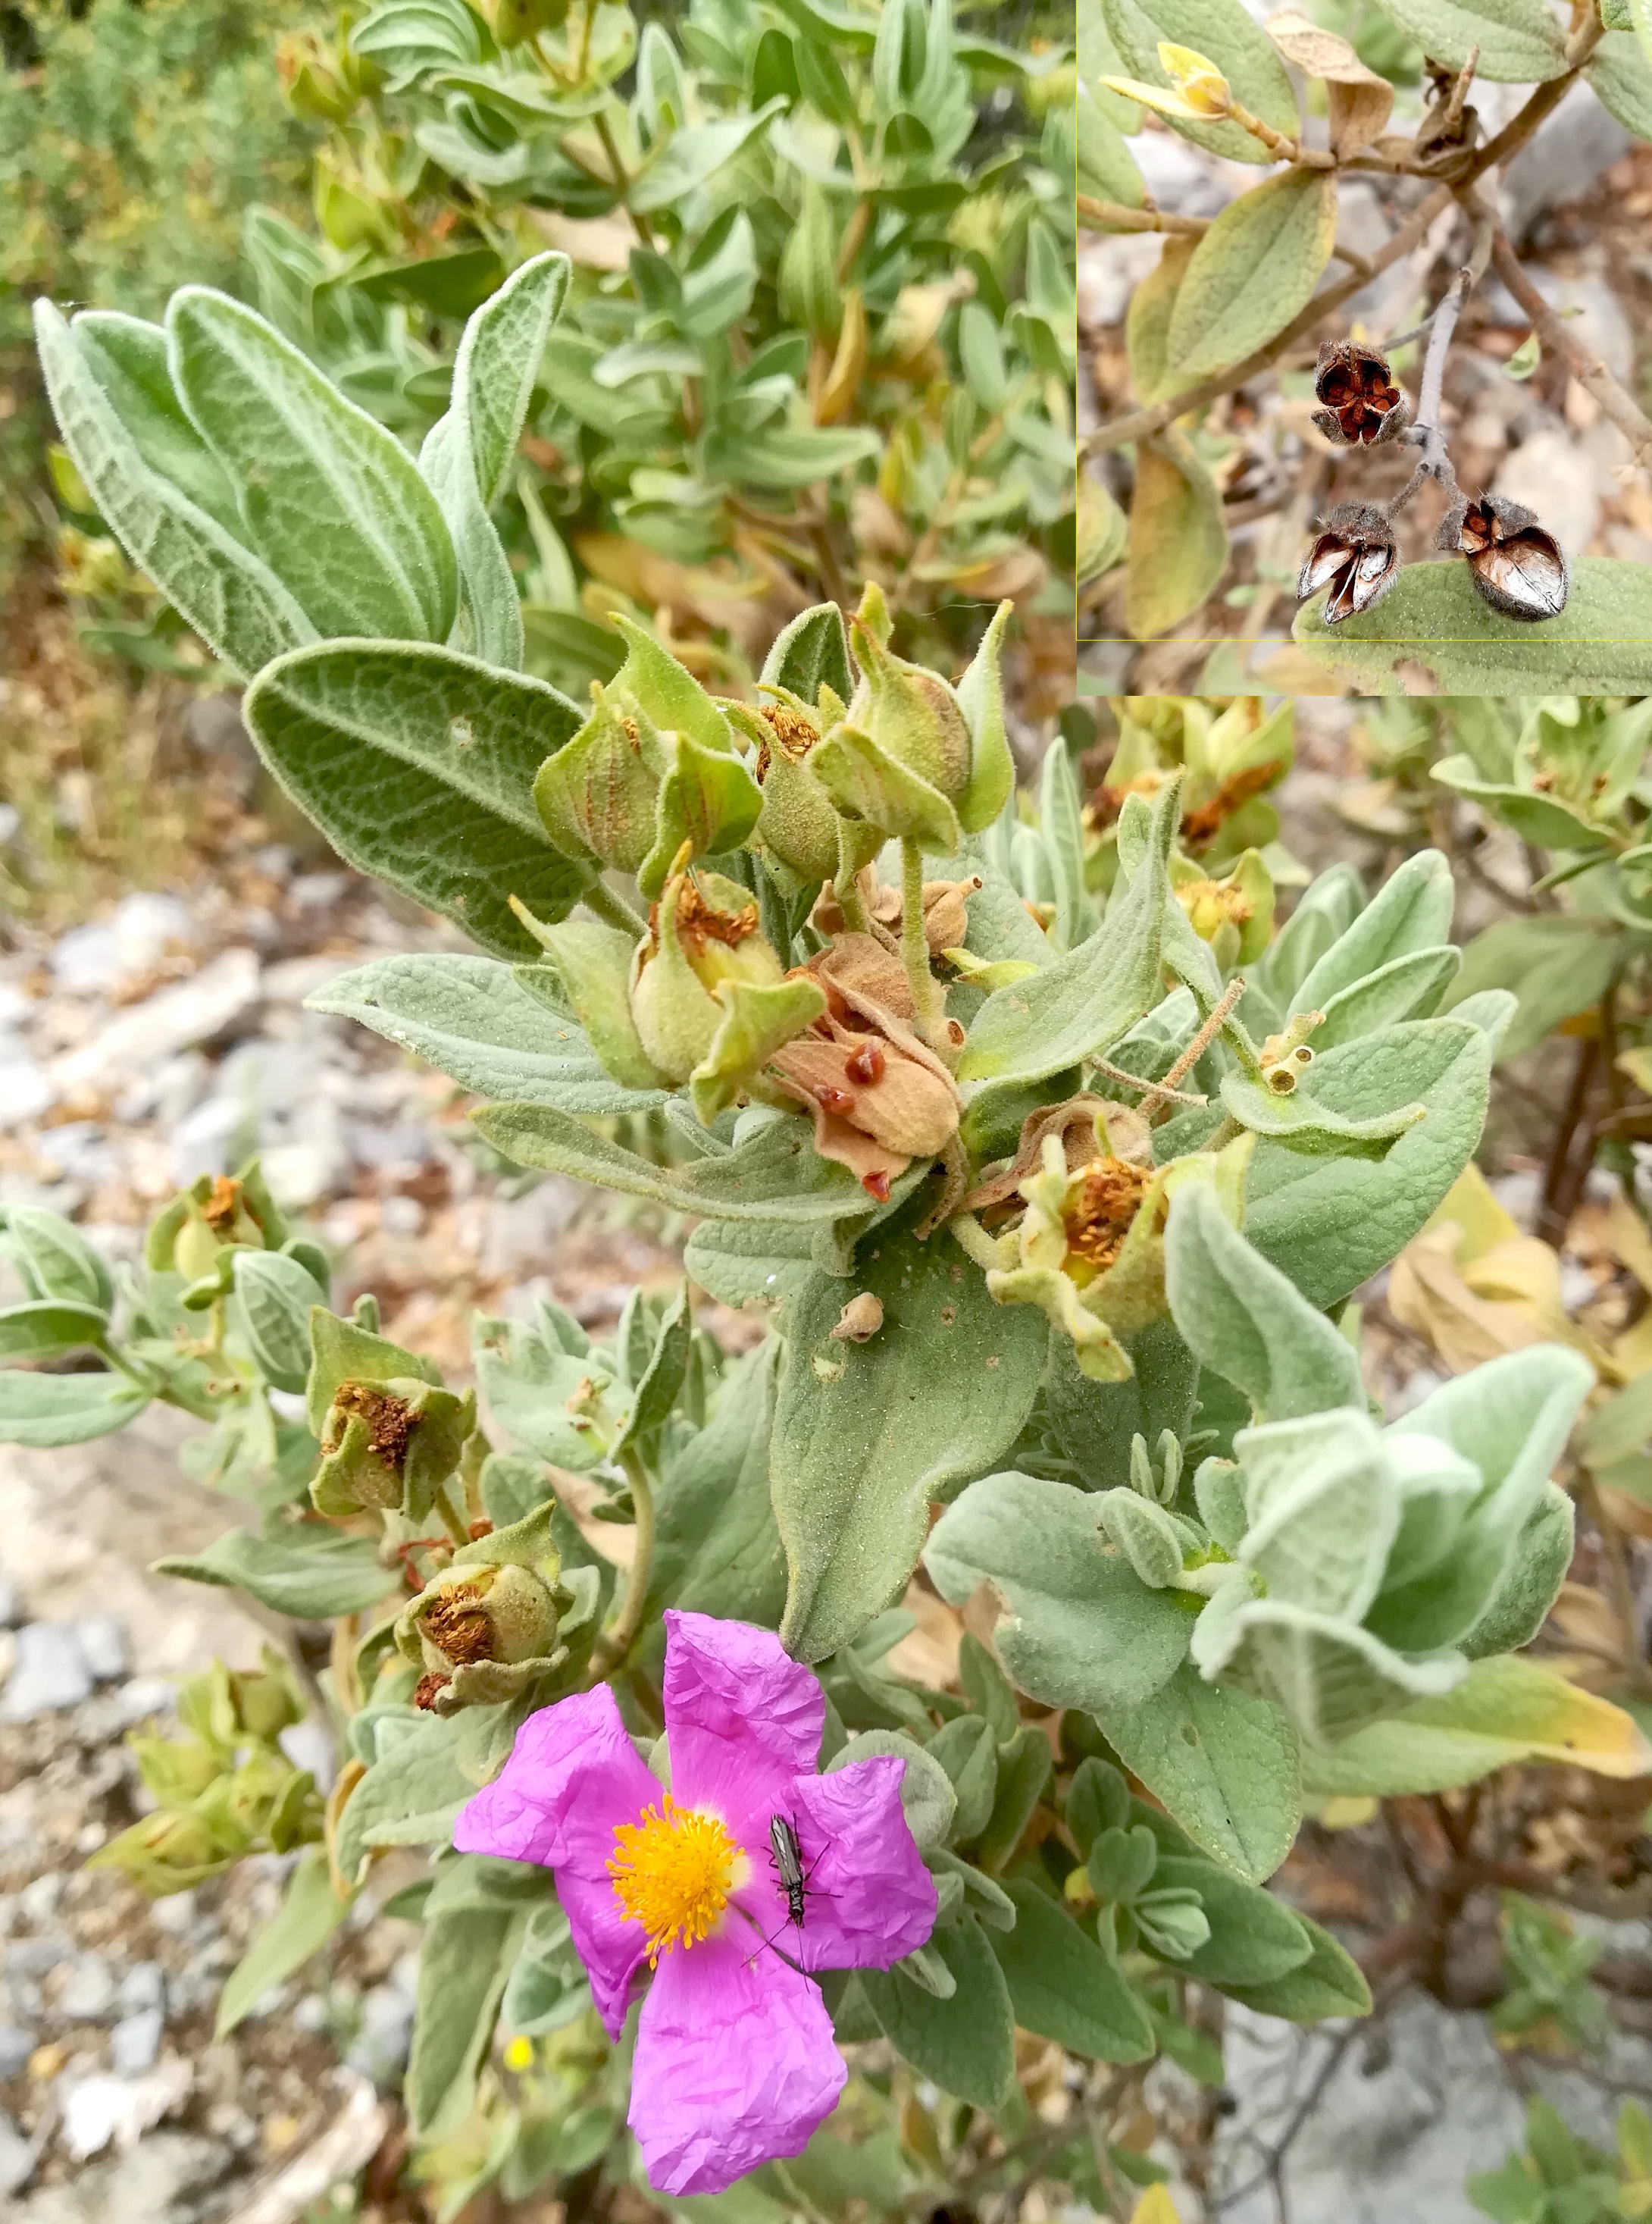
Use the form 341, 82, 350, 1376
1297, 503, 1399, 626
1311, 341, 1412, 446
1437, 494, 1569, 622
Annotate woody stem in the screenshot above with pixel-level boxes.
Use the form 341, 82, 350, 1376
900, 838, 948, 1047
591, 1446, 656, 1676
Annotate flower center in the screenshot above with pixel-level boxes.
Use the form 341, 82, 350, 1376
609, 1796, 739, 1964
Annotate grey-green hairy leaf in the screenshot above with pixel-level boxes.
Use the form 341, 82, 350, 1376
155, 1524, 399, 1619
925, 1471, 1193, 1712
308, 953, 668, 1114
775, 1233, 1049, 1662
167, 287, 457, 644
242, 641, 586, 961
0, 1368, 149, 1447
989, 1881, 1156, 2062
35, 302, 316, 681
1098, 1664, 1302, 1882
1163, 170, 1339, 383
1363, 0, 1568, 79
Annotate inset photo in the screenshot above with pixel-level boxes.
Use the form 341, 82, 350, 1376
1079, 0, 1652, 694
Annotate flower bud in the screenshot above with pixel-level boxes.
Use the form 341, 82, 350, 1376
1156, 41, 1233, 117
312, 1376, 477, 1519
629, 862, 784, 1085
396, 1502, 569, 1714
533, 684, 665, 878
275, 30, 357, 122
1172, 850, 1273, 968
88, 1807, 230, 1897
1437, 494, 1569, 622
1310, 342, 1410, 446
749, 698, 843, 883
149, 1161, 283, 1278
1297, 503, 1399, 626
843, 604, 973, 806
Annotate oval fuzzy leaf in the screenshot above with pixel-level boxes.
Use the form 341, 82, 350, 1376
0, 1301, 110, 1364
1125, 235, 1198, 406
1125, 430, 1228, 641
307, 953, 668, 1114
989, 1881, 1156, 2062
925, 1469, 1194, 1712
1098, 1663, 1302, 1882
1363, 0, 1568, 80
34, 302, 317, 682
167, 288, 457, 644
242, 641, 586, 960
1165, 169, 1339, 384
859, 1918, 1017, 2109
1588, 29, 1652, 137
1295, 558, 1652, 691
774, 1230, 1050, 1663
0, 1368, 149, 1446
215, 1848, 352, 2038
1100, 0, 1300, 162
1441, 915, 1619, 1061
1242, 1016, 1491, 1309
155, 1524, 399, 1618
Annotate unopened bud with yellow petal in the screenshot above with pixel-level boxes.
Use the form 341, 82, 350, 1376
1156, 42, 1233, 116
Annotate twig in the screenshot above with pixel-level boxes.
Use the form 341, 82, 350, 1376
1537, 1032, 1600, 1248
590, 1445, 656, 1674
1090, 1057, 1207, 1107
1490, 230, 1652, 468
1386, 265, 1474, 519
1078, 196, 1208, 236
1458, 13, 1607, 196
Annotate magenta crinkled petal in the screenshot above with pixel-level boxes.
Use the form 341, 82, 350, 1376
662, 1610, 824, 1841
630, 1927, 846, 2195
452, 1683, 658, 2039
752, 1756, 937, 1974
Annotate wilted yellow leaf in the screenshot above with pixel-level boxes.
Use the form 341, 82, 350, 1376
1303, 1656, 1652, 1798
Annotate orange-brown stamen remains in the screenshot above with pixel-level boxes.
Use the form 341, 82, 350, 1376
1062, 1161, 1153, 1282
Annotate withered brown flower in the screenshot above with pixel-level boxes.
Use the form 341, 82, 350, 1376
1437, 494, 1569, 622
1297, 503, 1399, 626
1312, 342, 1411, 446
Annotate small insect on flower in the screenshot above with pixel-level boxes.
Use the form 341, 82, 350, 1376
1311, 342, 1411, 447
771, 1816, 809, 1934
1438, 494, 1569, 621
1297, 503, 1399, 626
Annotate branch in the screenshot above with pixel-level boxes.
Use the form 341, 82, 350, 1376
1490, 229, 1652, 468
1458, 12, 1607, 196
1084, 184, 1456, 456
1078, 196, 1208, 236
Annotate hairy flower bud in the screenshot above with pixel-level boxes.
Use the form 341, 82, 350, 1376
1437, 494, 1569, 621
629, 863, 784, 1084
1156, 41, 1233, 117
275, 31, 358, 123
1311, 342, 1411, 446
1297, 503, 1399, 626
533, 684, 665, 877
749, 697, 843, 883
312, 1377, 477, 1520
89, 1806, 231, 1897
396, 1502, 571, 1715
843, 612, 974, 804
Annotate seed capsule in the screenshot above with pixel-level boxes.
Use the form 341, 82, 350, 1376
1311, 342, 1411, 447
1437, 494, 1569, 622
1297, 503, 1399, 626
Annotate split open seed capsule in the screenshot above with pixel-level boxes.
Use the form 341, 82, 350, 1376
1436, 494, 1569, 621
1311, 342, 1412, 446
1297, 503, 1399, 625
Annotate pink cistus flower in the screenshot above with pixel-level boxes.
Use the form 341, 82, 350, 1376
453, 1610, 938, 2195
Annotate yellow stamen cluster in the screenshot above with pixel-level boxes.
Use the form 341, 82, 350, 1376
608, 1796, 739, 1965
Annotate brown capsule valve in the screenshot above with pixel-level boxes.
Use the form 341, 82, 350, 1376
1297, 503, 1399, 626
1437, 494, 1569, 622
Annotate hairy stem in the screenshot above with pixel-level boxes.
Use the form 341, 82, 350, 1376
582, 876, 649, 937
591, 1446, 657, 1675
900, 836, 949, 1046
433, 1482, 471, 1549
